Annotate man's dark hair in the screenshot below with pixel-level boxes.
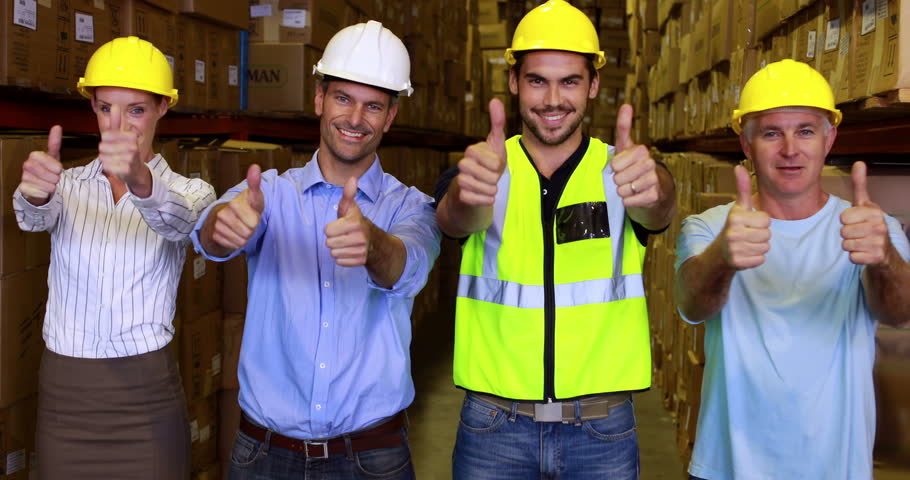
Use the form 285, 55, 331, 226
509, 51, 597, 83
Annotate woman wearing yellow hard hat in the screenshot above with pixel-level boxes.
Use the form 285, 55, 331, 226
14, 36, 214, 479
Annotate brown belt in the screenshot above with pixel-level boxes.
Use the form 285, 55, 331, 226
472, 392, 631, 423
239, 412, 407, 458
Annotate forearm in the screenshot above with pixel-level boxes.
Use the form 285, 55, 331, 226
863, 245, 910, 328
197, 203, 237, 258
436, 184, 493, 238
365, 222, 407, 289
628, 166, 676, 231
132, 172, 217, 241
673, 240, 737, 323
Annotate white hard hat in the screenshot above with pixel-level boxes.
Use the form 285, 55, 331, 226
313, 21, 413, 97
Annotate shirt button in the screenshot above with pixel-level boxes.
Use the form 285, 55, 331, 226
333, 204, 338, 211
315, 404, 322, 410
322, 322, 329, 328
319, 363, 326, 369
323, 281, 331, 288
542, 188, 548, 195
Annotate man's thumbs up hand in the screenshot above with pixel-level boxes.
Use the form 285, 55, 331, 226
454, 98, 508, 206
19, 125, 65, 206
326, 177, 372, 267
611, 105, 660, 208
841, 161, 890, 265
719, 165, 771, 270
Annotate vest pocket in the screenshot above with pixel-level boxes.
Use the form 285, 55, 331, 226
554, 202, 610, 244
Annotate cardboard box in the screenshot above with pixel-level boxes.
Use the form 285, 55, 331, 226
175, 15, 208, 110
0, 267, 48, 408
221, 314, 244, 390
248, 0, 343, 49
71, 0, 124, 87
1, 137, 51, 275
818, 0, 853, 104
477, 22, 508, 49
755, 0, 783, 40
247, 43, 322, 113
0, 395, 37, 479
868, 0, 910, 96
177, 244, 221, 323
690, 10, 711, 78
206, 24, 241, 110
791, 2, 825, 69
710, 0, 734, 67
180, 310, 223, 403
122, 0, 178, 72
0, 0, 57, 88
874, 328, 910, 458
188, 394, 219, 471
180, 0, 248, 30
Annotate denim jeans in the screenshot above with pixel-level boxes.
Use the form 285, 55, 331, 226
227, 427, 416, 480
453, 393, 640, 479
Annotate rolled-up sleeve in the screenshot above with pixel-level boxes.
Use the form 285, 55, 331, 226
370, 192, 441, 298
14, 188, 62, 232
131, 166, 216, 243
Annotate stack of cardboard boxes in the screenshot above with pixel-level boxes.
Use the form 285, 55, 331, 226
0, 0, 244, 111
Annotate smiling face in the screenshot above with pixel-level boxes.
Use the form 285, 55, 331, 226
509, 50, 599, 148
91, 86, 168, 161
315, 79, 398, 169
741, 107, 837, 206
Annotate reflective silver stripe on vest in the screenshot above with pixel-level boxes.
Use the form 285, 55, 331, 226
458, 273, 645, 309
603, 144, 628, 300
481, 165, 511, 278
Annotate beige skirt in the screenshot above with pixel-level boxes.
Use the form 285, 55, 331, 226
37, 347, 191, 480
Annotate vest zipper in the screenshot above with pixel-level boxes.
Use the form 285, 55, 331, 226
542, 208, 556, 401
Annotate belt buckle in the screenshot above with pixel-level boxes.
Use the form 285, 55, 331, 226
533, 402, 563, 422
305, 441, 329, 459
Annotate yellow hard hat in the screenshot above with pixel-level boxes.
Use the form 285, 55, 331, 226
505, 0, 605, 69
77, 36, 179, 107
732, 59, 841, 134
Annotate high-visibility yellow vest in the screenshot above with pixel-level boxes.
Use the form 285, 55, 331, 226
454, 135, 651, 401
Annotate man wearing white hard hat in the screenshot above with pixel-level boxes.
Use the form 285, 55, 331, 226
15, 36, 215, 479
192, 21, 440, 479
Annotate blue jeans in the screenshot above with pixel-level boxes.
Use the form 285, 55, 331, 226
453, 393, 640, 479
227, 427, 415, 480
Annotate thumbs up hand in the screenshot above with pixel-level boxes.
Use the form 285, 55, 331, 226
19, 125, 64, 206
841, 161, 889, 265
611, 105, 661, 209
211, 164, 265, 251
719, 165, 772, 270
454, 98, 508, 206
98, 105, 149, 192
325, 177, 372, 267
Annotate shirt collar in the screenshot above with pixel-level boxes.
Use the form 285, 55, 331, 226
300, 149, 383, 202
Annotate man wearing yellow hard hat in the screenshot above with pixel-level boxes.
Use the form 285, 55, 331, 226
14, 36, 215, 479
435, 1, 677, 477
192, 21, 439, 479
674, 59, 910, 479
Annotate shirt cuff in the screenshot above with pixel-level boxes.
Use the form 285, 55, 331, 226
13, 188, 54, 213
366, 240, 420, 296
128, 164, 166, 207
189, 202, 245, 262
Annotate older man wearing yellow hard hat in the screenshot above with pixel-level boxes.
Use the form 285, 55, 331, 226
15, 36, 215, 479
192, 21, 440, 479
434, 1, 677, 477
674, 59, 910, 479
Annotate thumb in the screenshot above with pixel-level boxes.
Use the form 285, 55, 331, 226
851, 161, 871, 206
734, 165, 753, 210
47, 125, 62, 161
108, 104, 122, 132
338, 176, 359, 218
487, 98, 507, 160
615, 104, 634, 153
245, 164, 264, 212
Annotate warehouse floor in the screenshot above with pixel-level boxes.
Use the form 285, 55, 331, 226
407, 323, 910, 480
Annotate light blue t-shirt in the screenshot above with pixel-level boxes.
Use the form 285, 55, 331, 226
675, 194, 910, 480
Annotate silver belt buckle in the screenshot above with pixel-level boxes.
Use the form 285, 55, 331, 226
305, 441, 329, 458
533, 402, 564, 422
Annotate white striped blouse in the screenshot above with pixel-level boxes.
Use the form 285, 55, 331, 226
13, 155, 216, 358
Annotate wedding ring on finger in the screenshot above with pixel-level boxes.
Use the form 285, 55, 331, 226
630, 183, 637, 194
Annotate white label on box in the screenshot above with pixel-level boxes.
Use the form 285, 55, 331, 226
193, 255, 206, 280
250, 4, 272, 18
824, 19, 841, 51
14, 0, 38, 31
165, 55, 175, 73
807, 31, 817, 58
465, 92, 474, 102
877, 0, 888, 20
861, 0, 876, 36
194, 60, 205, 83
212, 353, 222, 376
734, 86, 741, 106
94, 0, 105, 9
282, 9, 307, 28
189, 172, 201, 179
200, 425, 211, 442
6, 450, 25, 473
229, 65, 239, 86
190, 420, 200, 442
75, 13, 95, 43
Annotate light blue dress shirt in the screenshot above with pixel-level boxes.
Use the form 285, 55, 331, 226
675, 195, 910, 480
191, 152, 441, 439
